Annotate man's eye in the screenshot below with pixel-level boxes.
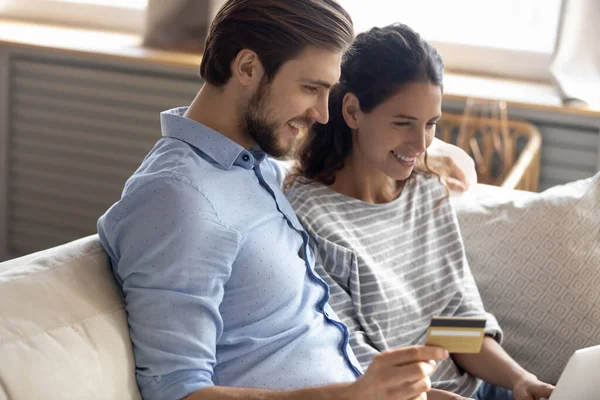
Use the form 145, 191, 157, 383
393, 122, 411, 127
427, 122, 438, 129
304, 86, 318, 94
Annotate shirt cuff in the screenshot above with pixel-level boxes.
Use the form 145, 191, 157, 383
483, 312, 504, 344
138, 369, 214, 400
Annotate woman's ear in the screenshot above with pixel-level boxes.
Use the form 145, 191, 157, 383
341, 92, 361, 130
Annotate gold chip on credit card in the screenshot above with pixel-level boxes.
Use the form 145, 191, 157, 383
424, 316, 487, 354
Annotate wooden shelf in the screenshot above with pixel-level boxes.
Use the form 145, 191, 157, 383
444, 72, 600, 118
0, 19, 201, 70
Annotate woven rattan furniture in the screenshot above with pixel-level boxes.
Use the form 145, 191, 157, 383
437, 112, 542, 192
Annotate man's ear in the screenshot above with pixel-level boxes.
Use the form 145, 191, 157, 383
342, 92, 361, 130
232, 49, 265, 87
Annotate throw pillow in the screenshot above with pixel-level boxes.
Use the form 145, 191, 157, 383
454, 172, 600, 384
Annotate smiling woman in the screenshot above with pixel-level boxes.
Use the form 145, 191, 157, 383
0, 0, 147, 32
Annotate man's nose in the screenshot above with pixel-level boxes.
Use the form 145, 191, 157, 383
310, 93, 329, 124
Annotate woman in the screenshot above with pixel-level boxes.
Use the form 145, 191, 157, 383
285, 24, 553, 400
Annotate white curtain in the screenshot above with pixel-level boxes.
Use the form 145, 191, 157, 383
143, 0, 226, 51
550, 0, 600, 107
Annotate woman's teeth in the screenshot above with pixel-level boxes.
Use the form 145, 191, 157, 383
391, 150, 416, 163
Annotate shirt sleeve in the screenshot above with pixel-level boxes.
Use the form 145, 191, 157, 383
454, 262, 504, 342
98, 177, 240, 400
446, 205, 504, 343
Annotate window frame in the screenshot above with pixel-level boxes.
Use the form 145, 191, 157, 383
431, 41, 556, 82
341, 0, 564, 83
0, 0, 145, 33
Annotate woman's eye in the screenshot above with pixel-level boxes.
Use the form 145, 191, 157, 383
394, 122, 411, 127
304, 86, 318, 94
427, 122, 437, 129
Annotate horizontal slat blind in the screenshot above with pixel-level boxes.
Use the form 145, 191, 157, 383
537, 125, 599, 190
7, 57, 199, 256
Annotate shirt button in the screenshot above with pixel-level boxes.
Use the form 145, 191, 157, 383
324, 310, 330, 318
242, 154, 250, 162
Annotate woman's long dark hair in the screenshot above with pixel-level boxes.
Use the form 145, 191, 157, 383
285, 23, 444, 188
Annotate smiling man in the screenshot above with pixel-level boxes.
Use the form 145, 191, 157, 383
97, 1, 473, 400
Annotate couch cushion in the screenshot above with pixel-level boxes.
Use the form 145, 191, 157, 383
0, 235, 141, 400
455, 172, 600, 384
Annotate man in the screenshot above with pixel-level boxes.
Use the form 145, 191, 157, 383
98, 1, 490, 399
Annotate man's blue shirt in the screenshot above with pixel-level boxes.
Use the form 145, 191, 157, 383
97, 107, 362, 400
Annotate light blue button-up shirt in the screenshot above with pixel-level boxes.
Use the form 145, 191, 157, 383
97, 107, 362, 400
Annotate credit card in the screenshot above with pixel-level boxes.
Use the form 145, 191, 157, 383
424, 316, 487, 354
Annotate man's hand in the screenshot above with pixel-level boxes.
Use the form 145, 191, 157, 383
512, 373, 554, 400
426, 388, 470, 400
420, 138, 477, 192
348, 345, 449, 400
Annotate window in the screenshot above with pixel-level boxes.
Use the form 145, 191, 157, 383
0, 0, 147, 33
340, 0, 563, 81
1, 0, 564, 82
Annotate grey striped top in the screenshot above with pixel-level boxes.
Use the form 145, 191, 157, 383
286, 172, 502, 397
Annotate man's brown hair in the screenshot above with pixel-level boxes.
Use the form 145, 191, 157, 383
200, 0, 354, 86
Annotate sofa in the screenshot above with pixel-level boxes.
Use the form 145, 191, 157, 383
0, 235, 141, 400
0, 176, 599, 400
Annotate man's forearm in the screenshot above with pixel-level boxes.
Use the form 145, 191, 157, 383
452, 336, 529, 390
184, 383, 352, 400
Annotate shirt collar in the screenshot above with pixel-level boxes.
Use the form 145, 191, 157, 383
160, 107, 266, 170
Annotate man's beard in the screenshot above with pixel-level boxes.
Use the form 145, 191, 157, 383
243, 80, 291, 158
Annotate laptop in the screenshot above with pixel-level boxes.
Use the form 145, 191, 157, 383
547, 344, 600, 400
